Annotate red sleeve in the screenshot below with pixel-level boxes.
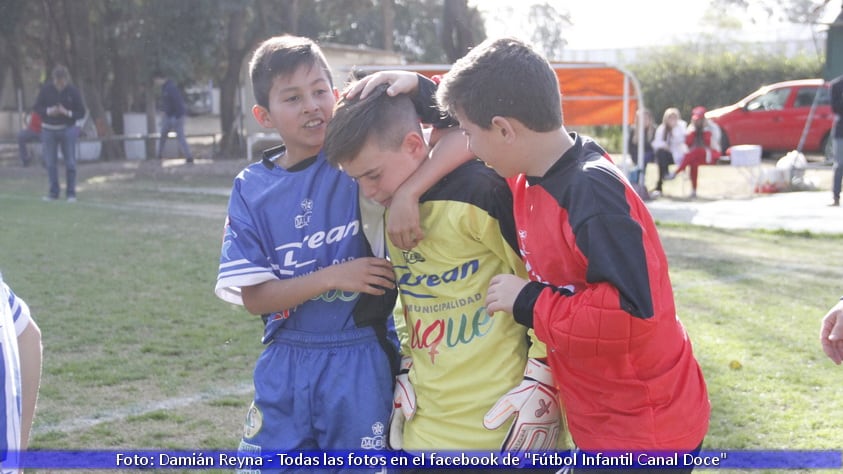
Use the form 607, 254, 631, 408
30, 112, 42, 132
531, 214, 660, 358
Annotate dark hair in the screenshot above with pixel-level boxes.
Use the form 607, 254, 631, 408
436, 37, 562, 132
324, 83, 421, 167
249, 35, 333, 109
52, 64, 69, 81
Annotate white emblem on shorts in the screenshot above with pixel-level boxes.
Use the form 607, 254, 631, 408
360, 422, 386, 449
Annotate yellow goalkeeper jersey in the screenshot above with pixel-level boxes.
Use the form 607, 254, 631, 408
388, 160, 560, 451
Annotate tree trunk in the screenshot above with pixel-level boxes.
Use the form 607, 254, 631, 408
218, 2, 270, 158
145, 81, 158, 159
441, 0, 474, 63
219, 65, 242, 158
65, 0, 122, 160
105, 1, 127, 135
382, 0, 395, 51
286, 0, 300, 35
218, 7, 248, 158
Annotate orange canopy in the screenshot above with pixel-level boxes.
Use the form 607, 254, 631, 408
350, 63, 642, 127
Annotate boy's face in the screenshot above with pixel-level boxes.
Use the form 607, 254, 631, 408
340, 135, 422, 207
456, 112, 517, 178
254, 63, 337, 158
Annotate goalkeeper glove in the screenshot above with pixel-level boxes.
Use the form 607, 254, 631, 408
387, 356, 416, 450
483, 358, 561, 452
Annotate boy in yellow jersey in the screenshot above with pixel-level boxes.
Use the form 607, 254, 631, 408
324, 83, 566, 472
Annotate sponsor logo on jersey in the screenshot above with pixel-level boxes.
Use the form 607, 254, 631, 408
406, 301, 493, 364
393, 259, 479, 299
402, 250, 425, 264
295, 199, 314, 229
274, 220, 361, 272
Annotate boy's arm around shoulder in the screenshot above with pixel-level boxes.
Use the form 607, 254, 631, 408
387, 128, 473, 250
240, 257, 396, 315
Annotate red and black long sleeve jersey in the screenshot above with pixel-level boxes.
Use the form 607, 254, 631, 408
510, 133, 710, 451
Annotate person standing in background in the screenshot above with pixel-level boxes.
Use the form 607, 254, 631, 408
153, 71, 193, 163
33, 65, 86, 202
828, 74, 843, 207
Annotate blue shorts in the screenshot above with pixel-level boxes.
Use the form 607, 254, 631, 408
238, 326, 396, 474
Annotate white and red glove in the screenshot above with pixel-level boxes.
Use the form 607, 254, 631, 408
387, 356, 416, 450
484, 358, 561, 452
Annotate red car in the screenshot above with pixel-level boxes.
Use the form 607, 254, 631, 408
706, 79, 833, 158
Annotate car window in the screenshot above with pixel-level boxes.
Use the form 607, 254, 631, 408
746, 87, 791, 111
793, 87, 830, 108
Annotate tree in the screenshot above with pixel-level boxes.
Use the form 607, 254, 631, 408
441, 0, 478, 62
65, 0, 123, 159
712, 0, 834, 24
215, 0, 269, 157
528, 2, 571, 61
2, 0, 491, 160
382, 0, 395, 51
0, 0, 32, 112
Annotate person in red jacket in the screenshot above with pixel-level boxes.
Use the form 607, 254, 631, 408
17, 111, 41, 167
667, 106, 722, 198
437, 37, 710, 472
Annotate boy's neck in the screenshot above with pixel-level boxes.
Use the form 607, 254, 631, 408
277, 145, 321, 170
523, 128, 575, 177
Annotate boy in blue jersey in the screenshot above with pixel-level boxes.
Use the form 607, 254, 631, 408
215, 36, 466, 472
0, 274, 42, 474
324, 84, 566, 471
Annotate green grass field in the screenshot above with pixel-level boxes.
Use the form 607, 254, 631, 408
0, 157, 841, 473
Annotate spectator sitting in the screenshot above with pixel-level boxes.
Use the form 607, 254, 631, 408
17, 111, 42, 167
667, 106, 722, 198
651, 107, 687, 195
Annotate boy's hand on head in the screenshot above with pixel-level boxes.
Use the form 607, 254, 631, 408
346, 71, 420, 99
486, 274, 530, 316
331, 257, 396, 295
386, 186, 424, 250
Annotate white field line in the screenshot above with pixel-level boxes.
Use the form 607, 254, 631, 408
13, 187, 242, 435
33, 383, 254, 435
0, 192, 227, 219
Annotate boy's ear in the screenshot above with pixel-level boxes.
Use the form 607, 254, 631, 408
491, 116, 517, 144
252, 104, 273, 129
333, 88, 339, 100
402, 131, 427, 159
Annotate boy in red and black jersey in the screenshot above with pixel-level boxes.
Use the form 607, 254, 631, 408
437, 37, 710, 472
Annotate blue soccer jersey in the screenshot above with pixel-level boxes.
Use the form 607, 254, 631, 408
0, 277, 30, 472
215, 150, 371, 342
